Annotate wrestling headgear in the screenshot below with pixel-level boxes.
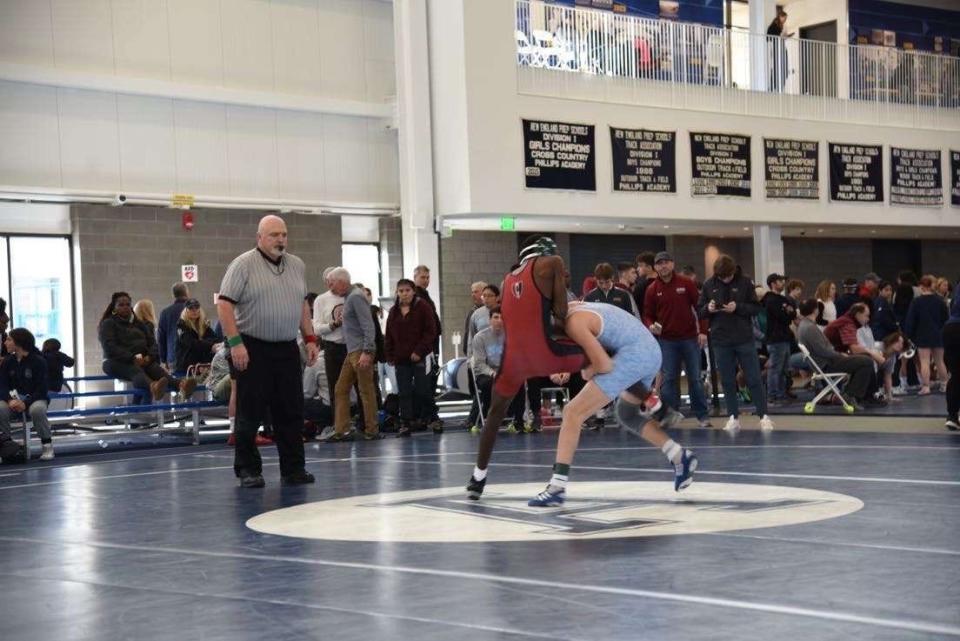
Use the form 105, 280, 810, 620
518, 235, 558, 263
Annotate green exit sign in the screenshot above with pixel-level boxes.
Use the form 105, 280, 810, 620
499, 217, 516, 231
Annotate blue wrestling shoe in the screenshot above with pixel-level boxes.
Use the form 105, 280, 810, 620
673, 449, 698, 491
528, 485, 565, 507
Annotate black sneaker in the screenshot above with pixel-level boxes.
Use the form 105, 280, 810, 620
466, 475, 486, 500
239, 474, 265, 488
281, 470, 316, 486
327, 431, 355, 443
396, 425, 411, 438
361, 432, 385, 441
430, 419, 444, 434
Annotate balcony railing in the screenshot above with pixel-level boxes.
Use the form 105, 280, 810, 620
515, 0, 960, 129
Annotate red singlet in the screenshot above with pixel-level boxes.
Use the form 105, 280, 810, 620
494, 258, 586, 397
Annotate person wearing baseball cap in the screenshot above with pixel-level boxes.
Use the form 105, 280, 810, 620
836, 277, 861, 317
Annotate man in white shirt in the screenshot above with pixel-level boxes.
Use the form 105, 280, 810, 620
313, 266, 347, 419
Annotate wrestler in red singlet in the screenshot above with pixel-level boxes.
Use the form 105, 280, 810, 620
494, 257, 586, 397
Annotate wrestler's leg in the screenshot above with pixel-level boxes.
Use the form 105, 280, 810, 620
467, 384, 521, 500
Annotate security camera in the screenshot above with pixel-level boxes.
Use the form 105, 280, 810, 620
800, 230, 806, 236
111, 194, 127, 207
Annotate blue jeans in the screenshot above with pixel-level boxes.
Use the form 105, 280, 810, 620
660, 338, 709, 420
766, 342, 791, 400
713, 341, 767, 418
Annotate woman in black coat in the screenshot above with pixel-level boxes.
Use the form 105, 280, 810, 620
905, 276, 949, 395
174, 298, 219, 374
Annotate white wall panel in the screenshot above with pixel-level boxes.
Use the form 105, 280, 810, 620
276, 111, 327, 201
221, 0, 274, 91
112, 0, 172, 80
271, 0, 323, 96
51, 0, 115, 72
318, 0, 367, 100
323, 114, 369, 201
363, 0, 396, 62
367, 121, 399, 203
173, 99, 228, 195
0, 81, 61, 187
57, 88, 121, 190
226, 105, 280, 198
167, 0, 223, 86
0, 0, 55, 66
117, 94, 176, 193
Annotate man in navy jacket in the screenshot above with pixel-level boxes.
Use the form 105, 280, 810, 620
158, 282, 190, 370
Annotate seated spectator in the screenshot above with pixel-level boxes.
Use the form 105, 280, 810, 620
41, 338, 74, 394
470, 307, 525, 431
207, 346, 233, 404
302, 346, 332, 438
175, 298, 219, 374
0, 328, 54, 460
99, 292, 196, 402
385, 279, 438, 437
876, 331, 907, 402
824, 303, 885, 406
466, 284, 500, 355
796, 299, 879, 409
584, 262, 635, 314
134, 299, 158, 337
905, 276, 949, 395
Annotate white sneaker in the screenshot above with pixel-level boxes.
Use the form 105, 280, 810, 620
759, 415, 775, 432
697, 418, 713, 428
40, 443, 54, 461
891, 385, 909, 396
723, 416, 741, 433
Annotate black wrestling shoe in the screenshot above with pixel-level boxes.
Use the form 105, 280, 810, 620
281, 471, 316, 486
466, 475, 486, 500
239, 474, 265, 489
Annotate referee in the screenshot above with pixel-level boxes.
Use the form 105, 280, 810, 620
217, 215, 320, 488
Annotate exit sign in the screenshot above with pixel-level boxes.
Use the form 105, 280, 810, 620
499, 217, 516, 231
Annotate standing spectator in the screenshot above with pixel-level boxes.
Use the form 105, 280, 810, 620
616, 262, 638, 292
461, 281, 487, 356
698, 254, 774, 432
762, 273, 795, 405
835, 278, 861, 317
796, 299, 878, 410
305, 292, 319, 317
217, 215, 319, 488
680, 265, 699, 288
41, 338, 74, 396
0, 328, 54, 460
860, 272, 881, 306
385, 279, 438, 436
632, 251, 657, 317
313, 267, 348, 417
766, 8, 792, 91
134, 299, 158, 337
157, 283, 190, 370
785, 279, 805, 309
871, 281, 899, 341
466, 285, 500, 355
328, 268, 383, 442
894, 272, 918, 390
175, 298, 219, 374
942, 283, 960, 430
936, 278, 952, 306
100, 292, 195, 402
905, 276, 949, 395
413, 265, 443, 431
643, 251, 710, 427
816, 280, 838, 324
584, 263, 634, 314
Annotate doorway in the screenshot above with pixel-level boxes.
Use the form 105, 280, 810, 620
799, 21, 838, 97
871, 239, 922, 282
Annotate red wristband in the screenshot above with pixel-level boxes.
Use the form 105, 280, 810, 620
304, 335, 318, 344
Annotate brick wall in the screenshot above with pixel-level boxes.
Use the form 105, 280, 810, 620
73, 205, 341, 374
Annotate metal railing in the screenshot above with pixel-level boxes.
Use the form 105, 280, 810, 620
515, 0, 959, 128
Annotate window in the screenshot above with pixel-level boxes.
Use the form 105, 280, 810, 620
2, 235, 75, 366
342, 243, 383, 301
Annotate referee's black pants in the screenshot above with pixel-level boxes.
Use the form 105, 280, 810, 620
234, 335, 305, 478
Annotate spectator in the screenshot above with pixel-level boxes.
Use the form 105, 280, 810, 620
207, 345, 233, 405
157, 282, 190, 370
816, 280, 838, 324
876, 331, 907, 403
905, 276, 949, 395
698, 254, 774, 432
796, 299, 878, 410
871, 280, 899, 341
680, 265, 699, 288
0, 298, 8, 358
616, 262, 637, 292
936, 278, 952, 306
824, 303, 886, 406
894, 272, 918, 389
413, 265, 443, 431
943, 283, 960, 430
0, 328, 54, 460
785, 279, 804, 309
461, 281, 487, 356
301, 344, 332, 439
581, 276, 597, 298
470, 307, 525, 431
134, 299, 158, 337
643, 251, 710, 426
99, 292, 195, 402
584, 263, 634, 314
385, 278, 439, 437
632, 251, 657, 317
328, 269, 383, 442
860, 272, 881, 306
835, 278, 860, 317
360, 285, 386, 370
175, 298, 219, 374
313, 267, 348, 421
41, 338, 74, 395
762, 273, 796, 405
305, 292, 319, 317
466, 285, 500, 355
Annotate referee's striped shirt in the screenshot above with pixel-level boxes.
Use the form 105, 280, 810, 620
218, 248, 307, 342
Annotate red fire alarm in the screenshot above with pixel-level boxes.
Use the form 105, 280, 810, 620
182, 210, 194, 231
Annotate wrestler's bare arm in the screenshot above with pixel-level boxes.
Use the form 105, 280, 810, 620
566, 313, 612, 376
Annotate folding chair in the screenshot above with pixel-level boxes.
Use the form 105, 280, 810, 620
797, 344, 855, 414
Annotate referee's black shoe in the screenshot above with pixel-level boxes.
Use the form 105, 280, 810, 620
239, 474, 265, 489
281, 470, 316, 486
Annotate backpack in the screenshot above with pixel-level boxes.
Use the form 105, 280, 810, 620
0, 434, 26, 464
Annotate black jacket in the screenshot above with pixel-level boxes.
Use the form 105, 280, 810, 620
0, 349, 49, 406
835, 292, 860, 318
632, 276, 651, 318
415, 286, 442, 354
762, 291, 796, 344
698, 275, 762, 346
99, 314, 160, 364
175, 319, 218, 372
583, 286, 634, 315
871, 297, 899, 341
43, 350, 75, 393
